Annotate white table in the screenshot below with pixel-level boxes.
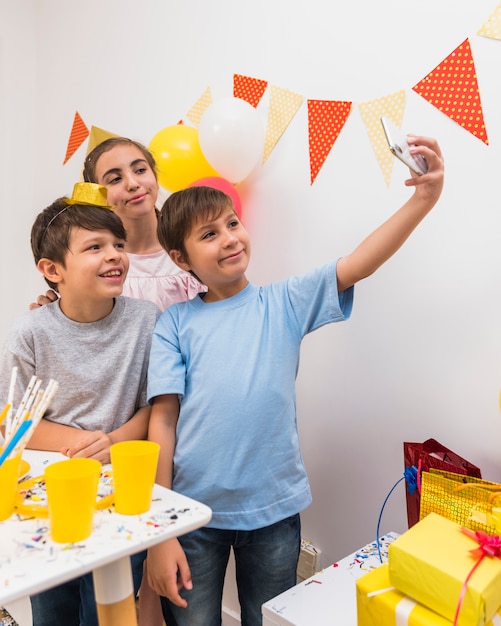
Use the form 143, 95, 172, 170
261, 532, 399, 626
0, 450, 212, 626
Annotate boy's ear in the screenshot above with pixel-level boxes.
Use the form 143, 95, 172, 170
37, 258, 63, 284
169, 250, 191, 272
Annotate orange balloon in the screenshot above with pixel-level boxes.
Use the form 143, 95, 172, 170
149, 125, 218, 192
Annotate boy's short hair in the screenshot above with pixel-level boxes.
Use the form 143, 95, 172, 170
157, 186, 234, 257
82, 137, 157, 183
31, 197, 127, 290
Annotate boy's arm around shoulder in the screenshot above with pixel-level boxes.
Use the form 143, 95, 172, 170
336, 135, 444, 294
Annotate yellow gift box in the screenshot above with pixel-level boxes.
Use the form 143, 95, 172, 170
388, 512, 501, 626
356, 564, 501, 626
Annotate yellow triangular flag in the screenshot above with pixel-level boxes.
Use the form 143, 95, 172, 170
187, 87, 212, 127
86, 126, 121, 155
478, 2, 501, 40
358, 90, 406, 187
262, 85, 303, 163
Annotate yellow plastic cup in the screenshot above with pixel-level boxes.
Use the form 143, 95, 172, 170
45, 458, 101, 543
110, 440, 160, 515
0, 455, 22, 521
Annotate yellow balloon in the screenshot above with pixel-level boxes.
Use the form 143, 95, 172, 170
148, 125, 219, 192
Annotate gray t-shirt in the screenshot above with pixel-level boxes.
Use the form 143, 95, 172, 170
0, 296, 160, 432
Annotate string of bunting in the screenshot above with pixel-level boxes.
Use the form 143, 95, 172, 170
63, 4, 501, 186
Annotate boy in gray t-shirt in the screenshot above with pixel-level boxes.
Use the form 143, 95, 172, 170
0, 184, 159, 626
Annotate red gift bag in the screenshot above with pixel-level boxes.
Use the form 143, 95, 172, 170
403, 439, 482, 528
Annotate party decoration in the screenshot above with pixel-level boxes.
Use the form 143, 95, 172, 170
189, 176, 242, 218
187, 87, 213, 127
478, 3, 501, 41
149, 125, 218, 192
63, 111, 89, 165
308, 99, 352, 185
262, 85, 303, 163
233, 74, 268, 108
199, 97, 265, 183
86, 126, 120, 155
358, 90, 406, 187
413, 39, 488, 145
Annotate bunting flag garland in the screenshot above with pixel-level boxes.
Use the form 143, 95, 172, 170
358, 90, 406, 187
308, 100, 352, 185
478, 2, 501, 41
63, 111, 89, 164
412, 38, 488, 144
86, 126, 120, 155
187, 87, 212, 127
262, 85, 303, 164
233, 74, 268, 108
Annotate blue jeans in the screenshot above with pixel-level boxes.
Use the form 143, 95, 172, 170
30, 551, 146, 626
160, 514, 301, 626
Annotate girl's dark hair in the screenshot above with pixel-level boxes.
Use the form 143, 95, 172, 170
157, 187, 234, 258
31, 198, 126, 290
82, 137, 157, 183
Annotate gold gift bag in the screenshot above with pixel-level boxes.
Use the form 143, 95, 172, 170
420, 468, 501, 534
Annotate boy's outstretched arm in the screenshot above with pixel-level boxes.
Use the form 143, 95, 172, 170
147, 394, 192, 607
336, 135, 444, 294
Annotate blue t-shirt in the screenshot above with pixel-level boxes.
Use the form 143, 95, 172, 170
148, 260, 353, 530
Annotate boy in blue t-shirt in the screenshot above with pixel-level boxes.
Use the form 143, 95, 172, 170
146, 135, 444, 626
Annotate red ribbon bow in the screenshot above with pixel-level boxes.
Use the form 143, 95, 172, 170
453, 528, 501, 626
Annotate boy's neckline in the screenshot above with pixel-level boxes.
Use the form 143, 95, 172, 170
57, 297, 116, 323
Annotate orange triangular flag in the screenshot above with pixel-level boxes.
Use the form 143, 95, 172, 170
308, 100, 352, 185
233, 74, 268, 108
413, 38, 488, 144
358, 90, 406, 187
86, 126, 121, 155
63, 112, 89, 164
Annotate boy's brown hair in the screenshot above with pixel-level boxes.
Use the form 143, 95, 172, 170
157, 186, 234, 259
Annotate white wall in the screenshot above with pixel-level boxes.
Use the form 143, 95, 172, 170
3, 0, 501, 621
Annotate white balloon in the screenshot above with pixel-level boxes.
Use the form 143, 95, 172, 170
199, 98, 265, 183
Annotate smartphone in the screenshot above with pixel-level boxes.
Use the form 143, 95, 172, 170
380, 115, 428, 175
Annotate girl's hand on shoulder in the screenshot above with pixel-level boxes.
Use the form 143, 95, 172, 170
404, 136, 445, 204
28, 289, 59, 310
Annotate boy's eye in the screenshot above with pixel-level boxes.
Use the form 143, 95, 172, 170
201, 231, 215, 240
115, 242, 125, 250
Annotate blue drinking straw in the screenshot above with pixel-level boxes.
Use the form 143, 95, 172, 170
0, 419, 32, 467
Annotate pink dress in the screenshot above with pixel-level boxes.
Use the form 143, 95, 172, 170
122, 249, 206, 311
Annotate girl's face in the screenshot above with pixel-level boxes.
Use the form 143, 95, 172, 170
93, 144, 159, 222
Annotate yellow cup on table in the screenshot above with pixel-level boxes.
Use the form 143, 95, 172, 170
110, 440, 160, 515
0, 454, 22, 521
45, 457, 101, 543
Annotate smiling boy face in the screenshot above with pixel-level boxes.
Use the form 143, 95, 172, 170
170, 206, 251, 302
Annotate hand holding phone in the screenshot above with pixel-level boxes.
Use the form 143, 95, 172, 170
380, 116, 428, 175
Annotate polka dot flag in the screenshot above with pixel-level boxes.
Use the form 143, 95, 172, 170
478, 2, 501, 41
412, 38, 488, 145
233, 74, 268, 108
187, 87, 212, 127
63, 111, 89, 164
262, 85, 303, 164
358, 90, 406, 187
308, 100, 352, 185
